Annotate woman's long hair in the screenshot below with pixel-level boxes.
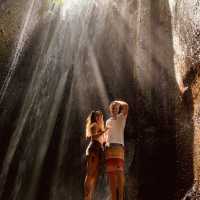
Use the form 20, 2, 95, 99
85, 111, 103, 138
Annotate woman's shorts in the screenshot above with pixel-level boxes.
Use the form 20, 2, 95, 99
86, 140, 103, 159
105, 144, 124, 173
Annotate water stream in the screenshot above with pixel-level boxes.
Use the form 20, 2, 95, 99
0, 0, 199, 200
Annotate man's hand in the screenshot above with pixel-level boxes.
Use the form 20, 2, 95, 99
114, 100, 129, 116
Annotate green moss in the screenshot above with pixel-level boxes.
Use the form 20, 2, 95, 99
49, 0, 64, 5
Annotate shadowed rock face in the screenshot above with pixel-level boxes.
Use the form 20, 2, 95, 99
173, 0, 200, 199
0, 0, 199, 200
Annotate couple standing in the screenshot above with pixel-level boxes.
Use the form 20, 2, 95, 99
84, 100, 129, 200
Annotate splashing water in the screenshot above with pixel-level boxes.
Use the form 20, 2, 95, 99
1, 0, 194, 199
0, 0, 131, 199
0, 0, 38, 104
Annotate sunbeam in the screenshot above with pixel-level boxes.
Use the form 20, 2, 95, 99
0, 0, 200, 199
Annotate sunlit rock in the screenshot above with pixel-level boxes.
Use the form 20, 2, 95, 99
0, 0, 199, 200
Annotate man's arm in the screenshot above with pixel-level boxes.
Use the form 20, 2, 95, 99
114, 100, 129, 117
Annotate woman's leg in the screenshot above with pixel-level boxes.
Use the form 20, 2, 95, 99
84, 153, 99, 200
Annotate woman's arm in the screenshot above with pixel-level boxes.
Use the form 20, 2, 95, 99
90, 123, 108, 139
92, 127, 109, 138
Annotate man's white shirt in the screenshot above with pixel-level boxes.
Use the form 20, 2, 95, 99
106, 113, 126, 146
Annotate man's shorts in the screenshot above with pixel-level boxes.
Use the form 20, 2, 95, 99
105, 144, 124, 173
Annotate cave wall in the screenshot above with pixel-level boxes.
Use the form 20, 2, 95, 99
0, 0, 28, 85
132, 1, 177, 199
172, 0, 200, 198
0, 0, 199, 200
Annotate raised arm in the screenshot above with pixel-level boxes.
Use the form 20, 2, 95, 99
114, 100, 129, 117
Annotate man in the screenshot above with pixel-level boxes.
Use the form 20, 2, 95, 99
105, 100, 129, 200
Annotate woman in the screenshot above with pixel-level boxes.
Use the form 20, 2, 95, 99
84, 110, 106, 200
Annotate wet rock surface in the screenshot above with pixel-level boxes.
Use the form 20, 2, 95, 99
0, 0, 199, 200
172, 0, 200, 199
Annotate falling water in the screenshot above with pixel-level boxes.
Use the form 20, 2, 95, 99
1, 0, 199, 200
0, 0, 136, 199
0, 0, 39, 104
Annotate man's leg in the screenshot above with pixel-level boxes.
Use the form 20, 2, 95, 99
108, 172, 118, 200
117, 171, 125, 200
106, 146, 125, 200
